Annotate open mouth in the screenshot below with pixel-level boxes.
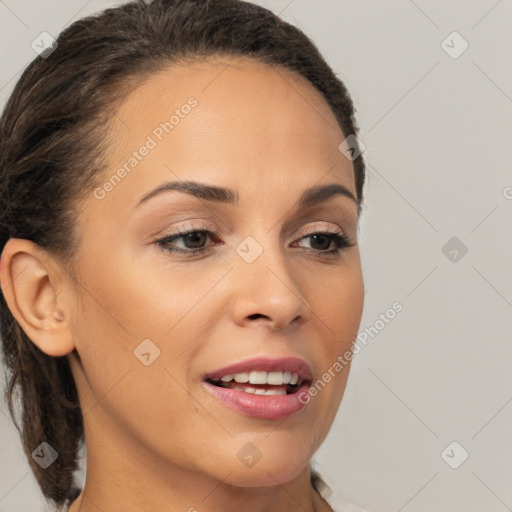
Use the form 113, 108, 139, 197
202, 362, 313, 419
205, 371, 307, 396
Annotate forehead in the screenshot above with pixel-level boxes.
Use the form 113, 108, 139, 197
112, 56, 341, 134
93, 57, 355, 216
112, 57, 346, 153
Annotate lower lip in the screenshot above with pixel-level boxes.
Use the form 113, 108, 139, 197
203, 381, 311, 420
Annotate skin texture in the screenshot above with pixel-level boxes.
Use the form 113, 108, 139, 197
0, 58, 364, 512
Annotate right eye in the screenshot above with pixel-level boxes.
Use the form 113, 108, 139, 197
156, 229, 220, 255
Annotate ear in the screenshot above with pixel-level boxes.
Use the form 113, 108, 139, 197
0, 238, 75, 357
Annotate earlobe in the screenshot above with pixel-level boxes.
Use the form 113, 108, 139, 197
0, 238, 75, 357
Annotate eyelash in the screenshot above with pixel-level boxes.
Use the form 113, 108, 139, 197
156, 226, 354, 257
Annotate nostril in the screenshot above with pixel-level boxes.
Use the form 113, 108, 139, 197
248, 313, 268, 320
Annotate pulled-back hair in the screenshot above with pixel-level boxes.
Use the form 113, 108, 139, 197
0, 0, 365, 508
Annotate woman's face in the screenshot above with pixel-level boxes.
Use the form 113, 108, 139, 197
67, 58, 364, 489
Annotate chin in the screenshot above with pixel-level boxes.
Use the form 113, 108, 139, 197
223, 465, 310, 489
211, 441, 313, 488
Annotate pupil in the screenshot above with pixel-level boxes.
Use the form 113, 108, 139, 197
185, 232, 206, 248
311, 234, 330, 251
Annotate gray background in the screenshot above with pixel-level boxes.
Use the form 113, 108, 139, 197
1, 1, 511, 511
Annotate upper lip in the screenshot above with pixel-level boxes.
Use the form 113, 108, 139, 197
203, 356, 313, 382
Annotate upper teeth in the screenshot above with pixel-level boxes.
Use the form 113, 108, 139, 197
219, 371, 299, 386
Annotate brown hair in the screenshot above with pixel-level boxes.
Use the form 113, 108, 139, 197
0, 0, 366, 508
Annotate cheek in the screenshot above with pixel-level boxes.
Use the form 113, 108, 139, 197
73, 247, 207, 340
304, 262, 363, 415
308, 261, 364, 343
69, 249, 219, 400
68, 261, 209, 453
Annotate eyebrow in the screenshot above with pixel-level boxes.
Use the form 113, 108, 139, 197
136, 180, 358, 209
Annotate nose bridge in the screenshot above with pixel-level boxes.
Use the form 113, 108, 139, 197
231, 231, 310, 328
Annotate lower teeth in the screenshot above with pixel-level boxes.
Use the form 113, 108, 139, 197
210, 380, 292, 395
232, 385, 287, 396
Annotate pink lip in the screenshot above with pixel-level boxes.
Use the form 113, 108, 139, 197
202, 356, 313, 420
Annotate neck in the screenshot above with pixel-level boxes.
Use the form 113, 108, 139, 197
66, 421, 332, 512
67, 469, 331, 512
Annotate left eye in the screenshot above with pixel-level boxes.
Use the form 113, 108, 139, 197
294, 232, 351, 253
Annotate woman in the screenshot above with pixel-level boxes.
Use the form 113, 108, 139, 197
0, 1, 369, 511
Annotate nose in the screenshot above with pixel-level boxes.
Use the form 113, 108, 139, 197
229, 244, 312, 331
